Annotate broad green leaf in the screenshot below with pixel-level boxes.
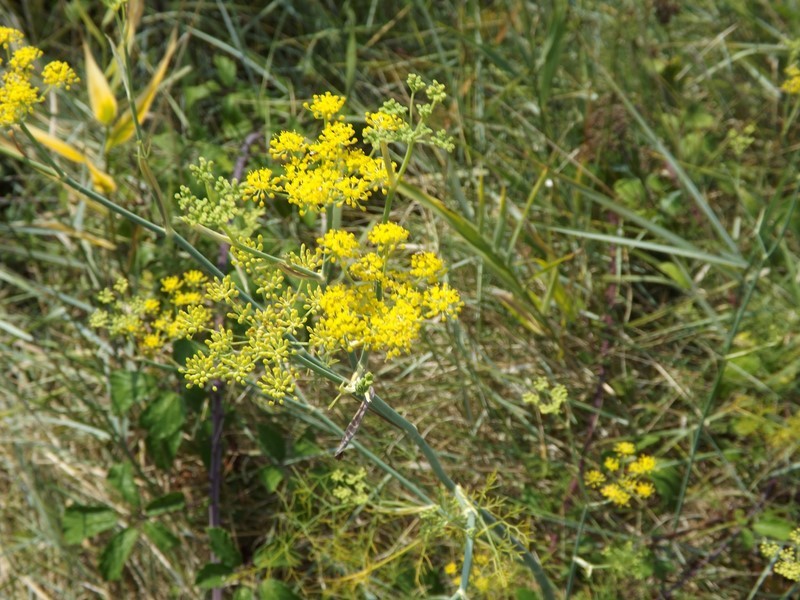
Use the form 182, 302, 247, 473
110, 369, 157, 415
258, 466, 284, 493
256, 423, 285, 461
195, 563, 233, 590
142, 521, 179, 553
207, 527, 242, 568
106, 31, 178, 150
83, 42, 118, 126
99, 527, 139, 581
144, 492, 185, 517
754, 515, 795, 540
213, 55, 237, 87
107, 462, 140, 507
140, 392, 185, 440
146, 427, 182, 469
63, 505, 117, 544
258, 579, 301, 600
233, 588, 254, 600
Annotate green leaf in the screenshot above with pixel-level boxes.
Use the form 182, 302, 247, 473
195, 563, 233, 590
110, 370, 157, 415
146, 427, 182, 469
145, 492, 186, 517
140, 392, 185, 440
107, 462, 140, 507
213, 55, 237, 87
754, 515, 795, 540
142, 521, 179, 553
257, 423, 286, 461
257, 579, 301, 600
99, 527, 139, 581
173, 338, 205, 367
207, 527, 242, 568
258, 466, 284, 493
233, 588, 255, 600
63, 505, 117, 544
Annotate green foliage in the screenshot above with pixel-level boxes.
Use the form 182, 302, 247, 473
3, 1, 800, 598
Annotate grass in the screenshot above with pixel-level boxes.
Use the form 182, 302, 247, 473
2, 0, 800, 598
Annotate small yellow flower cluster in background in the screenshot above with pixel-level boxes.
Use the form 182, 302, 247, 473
444, 552, 513, 597
782, 64, 800, 95
0, 27, 78, 126
584, 442, 658, 507
522, 376, 568, 415
90, 271, 210, 356
761, 528, 800, 581
309, 223, 463, 359
330, 467, 369, 505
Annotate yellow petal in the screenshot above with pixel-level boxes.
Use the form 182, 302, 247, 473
84, 43, 118, 127
106, 30, 177, 150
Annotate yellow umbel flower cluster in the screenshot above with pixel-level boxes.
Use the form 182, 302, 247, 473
584, 442, 658, 507
522, 376, 568, 415
241, 96, 389, 215
761, 528, 800, 581
90, 271, 210, 356
310, 223, 462, 359
0, 27, 78, 126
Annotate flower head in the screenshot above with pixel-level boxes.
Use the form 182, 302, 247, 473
304, 91, 345, 120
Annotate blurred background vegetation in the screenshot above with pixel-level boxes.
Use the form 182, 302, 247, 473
1, 0, 799, 598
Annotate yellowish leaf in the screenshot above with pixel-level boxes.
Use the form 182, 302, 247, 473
26, 125, 89, 164
87, 161, 117, 193
106, 31, 178, 150
84, 42, 118, 126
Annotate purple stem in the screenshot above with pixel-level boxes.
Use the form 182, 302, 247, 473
208, 131, 262, 600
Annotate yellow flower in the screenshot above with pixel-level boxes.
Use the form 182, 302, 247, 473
243, 168, 276, 205
474, 576, 491, 592
348, 252, 386, 283
173, 291, 203, 306
422, 283, 463, 321
161, 275, 182, 294
604, 456, 620, 472
141, 333, 163, 352
444, 561, 458, 576
183, 270, 207, 287
142, 298, 161, 314
41, 60, 79, 90
614, 441, 636, 456
634, 482, 655, 499
585, 469, 606, 488
269, 130, 305, 159
318, 229, 359, 262
368, 222, 409, 253
304, 91, 345, 120
783, 65, 800, 95
410, 251, 444, 282
0, 27, 24, 49
8, 46, 42, 72
0, 71, 42, 126
629, 455, 657, 475
600, 483, 631, 507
